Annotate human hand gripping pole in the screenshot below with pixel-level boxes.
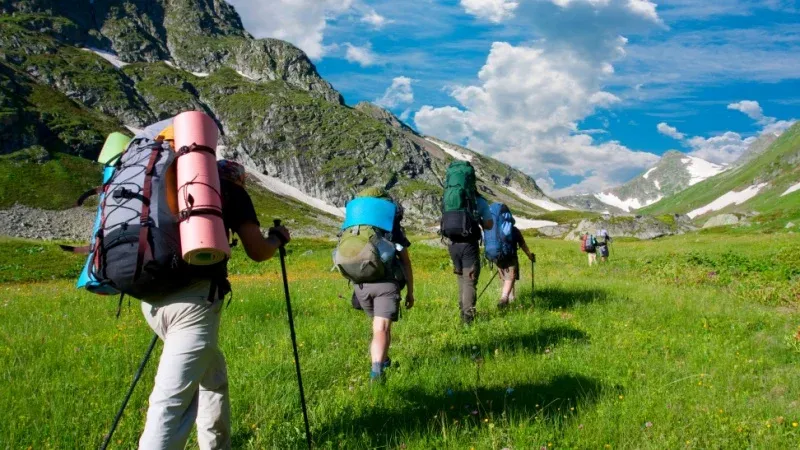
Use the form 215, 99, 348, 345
272, 219, 312, 449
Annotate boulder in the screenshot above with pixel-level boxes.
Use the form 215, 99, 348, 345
702, 214, 740, 229
565, 214, 695, 241
537, 224, 572, 238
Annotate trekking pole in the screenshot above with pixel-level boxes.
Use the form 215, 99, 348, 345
477, 269, 499, 301
273, 219, 312, 450
100, 333, 158, 450
531, 258, 535, 303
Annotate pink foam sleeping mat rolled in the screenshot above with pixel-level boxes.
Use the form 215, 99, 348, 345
174, 111, 231, 265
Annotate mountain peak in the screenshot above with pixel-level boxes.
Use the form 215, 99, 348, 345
355, 102, 416, 134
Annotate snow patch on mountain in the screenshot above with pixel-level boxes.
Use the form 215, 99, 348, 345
246, 169, 345, 218
594, 192, 663, 212
83, 48, 128, 68
427, 138, 473, 162
682, 156, 726, 186
506, 186, 569, 211
514, 218, 559, 230
643, 167, 656, 179
687, 183, 768, 218
781, 182, 800, 197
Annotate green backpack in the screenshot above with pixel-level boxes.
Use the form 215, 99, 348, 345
334, 225, 393, 283
441, 161, 479, 239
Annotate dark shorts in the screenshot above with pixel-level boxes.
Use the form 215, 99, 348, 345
599, 245, 609, 257
352, 282, 401, 321
497, 256, 519, 281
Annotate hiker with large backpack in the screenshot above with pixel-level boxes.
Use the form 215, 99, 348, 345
334, 187, 415, 383
440, 161, 493, 324
598, 228, 612, 262
73, 117, 290, 449
581, 232, 598, 266
483, 203, 535, 307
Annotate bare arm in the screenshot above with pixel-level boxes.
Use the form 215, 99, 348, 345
236, 221, 288, 262
398, 247, 415, 308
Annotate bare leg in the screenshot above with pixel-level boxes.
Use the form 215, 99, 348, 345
371, 317, 392, 365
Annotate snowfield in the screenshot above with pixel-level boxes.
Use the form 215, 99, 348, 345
83, 48, 128, 68
514, 218, 559, 230
781, 182, 800, 197
245, 169, 345, 218
426, 138, 474, 162
506, 186, 569, 211
654, 180, 661, 190
687, 183, 769, 218
236, 70, 256, 81
682, 156, 726, 186
594, 192, 662, 212
642, 167, 657, 179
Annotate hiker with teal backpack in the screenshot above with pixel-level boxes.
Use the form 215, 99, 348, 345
334, 187, 415, 383
581, 232, 598, 266
71, 119, 291, 449
483, 203, 535, 307
440, 161, 493, 324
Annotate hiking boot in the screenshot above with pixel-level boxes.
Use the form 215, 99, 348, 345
369, 370, 386, 385
498, 298, 509, 309
382, 358, 392, 370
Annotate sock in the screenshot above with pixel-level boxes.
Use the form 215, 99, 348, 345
499, 295, 508, 303
371, 362, 383, 376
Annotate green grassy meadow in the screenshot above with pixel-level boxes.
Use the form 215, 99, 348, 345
1, 232, 799, 449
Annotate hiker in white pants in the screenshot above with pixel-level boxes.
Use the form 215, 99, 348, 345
139, 281, 230, 450
138, 160, 290, 449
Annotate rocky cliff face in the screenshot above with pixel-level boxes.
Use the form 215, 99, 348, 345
0, 0, 556, 226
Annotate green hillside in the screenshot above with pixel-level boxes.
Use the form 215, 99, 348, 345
640, 123, 800, 228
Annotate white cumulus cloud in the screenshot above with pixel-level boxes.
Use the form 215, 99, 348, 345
728, 100, 770, 124
376, 76, 414, 109
224, 0, 354, 59
461, 0, 519, 23
688, 132, 756, 165
360, 9, 390, 29
344, 43, 378, 67
417, 0, 665, 195
657, 122, 685, 140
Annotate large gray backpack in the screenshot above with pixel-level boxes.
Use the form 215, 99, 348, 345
79, 134, 191, 299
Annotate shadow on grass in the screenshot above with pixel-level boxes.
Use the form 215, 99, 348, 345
443, 326, 589, 358
531, 286, 610, 310
316, 374, 612, 447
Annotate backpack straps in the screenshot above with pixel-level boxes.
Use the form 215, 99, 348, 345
133, 147, 161, 282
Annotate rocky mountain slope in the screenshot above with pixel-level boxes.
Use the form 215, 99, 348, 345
560, 151, 726, 213
640, 122, 800, 229
0, 0, 562, 231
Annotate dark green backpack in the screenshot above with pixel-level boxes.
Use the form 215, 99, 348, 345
441, 161, 479, 239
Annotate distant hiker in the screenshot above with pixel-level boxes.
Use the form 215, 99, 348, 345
483, 203, 535, 306
138, 158, 290, 450
440, 161, 493, 324
334, 187, 414, 383
597, 228, 612, 262
71, 117, 292, 449
581, 232, 597, 266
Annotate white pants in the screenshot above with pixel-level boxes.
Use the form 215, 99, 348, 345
139, 281, 231, 450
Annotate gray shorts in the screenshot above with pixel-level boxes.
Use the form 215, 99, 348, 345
353, 282, 401, 321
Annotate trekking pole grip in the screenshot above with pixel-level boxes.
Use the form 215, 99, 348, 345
272, 219, 288, 255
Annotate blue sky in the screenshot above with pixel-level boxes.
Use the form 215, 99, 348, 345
226, 0, 800, 196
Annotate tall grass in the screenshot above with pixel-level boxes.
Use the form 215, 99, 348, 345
0, 234, 798, 448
